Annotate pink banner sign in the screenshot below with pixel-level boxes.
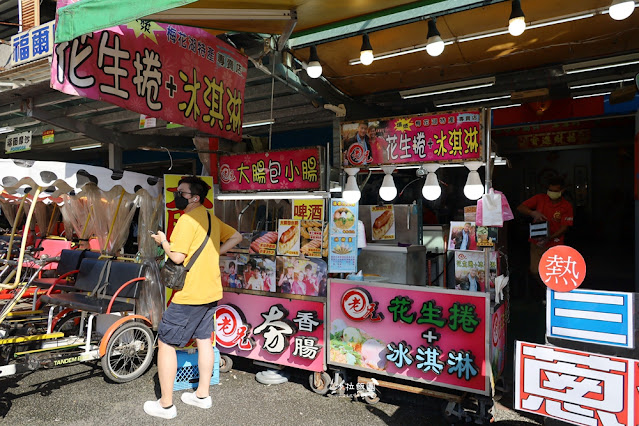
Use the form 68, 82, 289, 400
219, 147, 321, 192
328, 279, 489, 395
341, 110, 483, 167
51, 19, 247, 142
215, 292, 325, 372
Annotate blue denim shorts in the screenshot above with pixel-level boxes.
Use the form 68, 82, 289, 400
158, 301, 217, 347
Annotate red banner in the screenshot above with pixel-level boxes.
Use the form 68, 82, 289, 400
51, 20, 247, 142
219, 147, 322, 192
341, 110, 483, 167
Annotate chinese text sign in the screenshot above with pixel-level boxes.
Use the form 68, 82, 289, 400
51, 20, 247, 142
341, 110, 482, 167
219, 147, 321, 192
12, 21, 55, 66
328, 280, 490, 394
215, 292, 325, 372
5, 131, 32, 153
515, 341, 632, 426
539, 245, 586, 291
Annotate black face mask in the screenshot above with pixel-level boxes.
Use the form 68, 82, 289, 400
174, 195, 189, 211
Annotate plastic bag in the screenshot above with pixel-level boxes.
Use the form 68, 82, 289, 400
477, 189, 503, 227
477, 189, 514, 226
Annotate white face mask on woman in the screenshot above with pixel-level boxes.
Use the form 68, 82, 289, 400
547, 190, 562, 200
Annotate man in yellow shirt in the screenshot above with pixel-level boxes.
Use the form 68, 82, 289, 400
146, 176, 241, 419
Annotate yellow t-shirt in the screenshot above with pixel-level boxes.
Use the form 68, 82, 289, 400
170, 205, 237, 305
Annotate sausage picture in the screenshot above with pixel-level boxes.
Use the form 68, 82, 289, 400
249, 231, 278, 254
277, 224, 300, 255
372, 209, 394, 240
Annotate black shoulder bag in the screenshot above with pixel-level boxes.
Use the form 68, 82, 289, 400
160, 213, 211, 290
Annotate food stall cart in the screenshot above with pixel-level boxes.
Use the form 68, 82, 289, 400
194, 146, 331, 381
318, 107, 507, 423
211, 108, 508, 422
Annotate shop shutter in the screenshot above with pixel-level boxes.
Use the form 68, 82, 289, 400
20, 0, 40, 32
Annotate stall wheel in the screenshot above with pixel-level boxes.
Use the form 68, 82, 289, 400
219, 354, 233, 373
101, 321, 154, 383
309, 371, 332, 395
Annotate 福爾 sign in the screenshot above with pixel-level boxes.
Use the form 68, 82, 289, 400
11, 21, 55, 66
341, 110, 483, 167
215, 292, 325, 372
51, 20, 247, 142
328, 280, 490, 395
5, 131, 32, 153
218, 147, 321, 192
547, 288, 634, 349
515, 341, 633, 426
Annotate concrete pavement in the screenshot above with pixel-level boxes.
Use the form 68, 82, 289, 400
0, 355, 542, 425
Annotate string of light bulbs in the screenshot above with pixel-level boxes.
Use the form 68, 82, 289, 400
300, 0, 637, 79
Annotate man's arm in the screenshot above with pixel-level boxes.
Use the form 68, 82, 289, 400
152, 231, 186, 264
517, 201, 547, 222
220, 231, 242, 255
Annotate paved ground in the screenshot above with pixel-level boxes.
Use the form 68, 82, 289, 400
0, 353, 544, 426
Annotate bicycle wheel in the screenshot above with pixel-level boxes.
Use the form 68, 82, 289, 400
101, 321, 154, 383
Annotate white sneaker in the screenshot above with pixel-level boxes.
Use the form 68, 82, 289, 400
144, 399, 177, 419
181, 391, 212, 409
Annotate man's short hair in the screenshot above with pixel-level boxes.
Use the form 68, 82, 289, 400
548, 176, 565, 188
178, 176, 210, 201
305, 264, 313, 271
229, 262, 235, 269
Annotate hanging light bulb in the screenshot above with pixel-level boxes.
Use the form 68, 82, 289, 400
463, 161, 484, 200
609, 0, 635, 20
421, 164, 442, 201
306, 45, 323, 79
378, 166, 397, 201
508, 0, 526, 36
426, 19, 445, 57
342, 168, 361, 203
360, 34, 374, 66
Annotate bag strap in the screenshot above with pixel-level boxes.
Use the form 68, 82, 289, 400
184, 212, 212, 271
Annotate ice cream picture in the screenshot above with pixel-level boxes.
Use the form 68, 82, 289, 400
329, 320, 388, 371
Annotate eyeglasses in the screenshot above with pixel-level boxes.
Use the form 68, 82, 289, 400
173, 190, 193, 197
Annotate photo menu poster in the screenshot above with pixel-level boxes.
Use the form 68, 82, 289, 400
328, 199, 358, 273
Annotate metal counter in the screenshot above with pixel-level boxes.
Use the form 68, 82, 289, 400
357, 244, 427, 286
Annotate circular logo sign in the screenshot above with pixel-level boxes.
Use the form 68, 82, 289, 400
215, 304, 253, 350
341, 288, 370, 321
219, 164, 236, 185
538, 245, 586, 292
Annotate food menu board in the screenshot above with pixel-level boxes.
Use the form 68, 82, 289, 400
370, 205, 395, 240
294, 199, 326, 259
328, 279, 490, 395
328, 199, 358, 273
277, 219, 300, 257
